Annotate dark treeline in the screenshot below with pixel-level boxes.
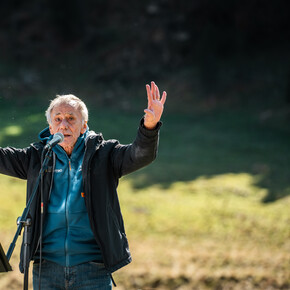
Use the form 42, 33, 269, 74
0, 0, 289, 62
0, 0, 290, 108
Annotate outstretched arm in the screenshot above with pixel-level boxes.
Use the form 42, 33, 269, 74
144, 81, 167, 129
0, 146, 30, 179
110, 81, 167, 177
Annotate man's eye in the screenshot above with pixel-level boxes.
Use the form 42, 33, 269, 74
55, 118, 61, 122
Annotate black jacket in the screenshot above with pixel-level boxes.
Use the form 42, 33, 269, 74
0, 119, 161, 273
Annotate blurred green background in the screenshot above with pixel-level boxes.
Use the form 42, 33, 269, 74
0, 1, 289, 289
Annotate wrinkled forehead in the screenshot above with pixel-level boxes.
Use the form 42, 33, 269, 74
51, 103, 82, 118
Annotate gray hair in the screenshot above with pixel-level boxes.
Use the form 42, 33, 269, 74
45, 94, 89, 125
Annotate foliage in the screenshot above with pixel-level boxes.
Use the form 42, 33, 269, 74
0, 0, 289, 59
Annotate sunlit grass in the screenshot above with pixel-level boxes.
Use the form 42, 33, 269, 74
117, 174, 289, 289
0, 176, 26, 229
119, 173, 290, 247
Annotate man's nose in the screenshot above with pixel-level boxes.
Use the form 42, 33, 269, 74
59, 119, 69, 129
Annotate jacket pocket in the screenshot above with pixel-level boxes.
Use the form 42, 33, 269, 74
106, 203, 129, 245
106, 204, 122, 237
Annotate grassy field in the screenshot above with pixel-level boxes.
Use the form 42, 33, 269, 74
0, 92, 289, 289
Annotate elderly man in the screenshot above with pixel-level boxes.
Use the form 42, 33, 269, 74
0, 81, 166, 289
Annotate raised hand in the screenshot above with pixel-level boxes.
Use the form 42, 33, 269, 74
144, 81, 167, 129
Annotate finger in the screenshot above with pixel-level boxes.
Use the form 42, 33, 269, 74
160, 91, 167, 105
146, 84, 153, 106
155, 84, 160, 100
151, 81, 156, 100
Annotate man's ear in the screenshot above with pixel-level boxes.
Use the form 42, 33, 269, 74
81, 121, 88, 134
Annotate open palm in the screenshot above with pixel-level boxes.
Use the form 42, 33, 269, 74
144, 81, 167, 129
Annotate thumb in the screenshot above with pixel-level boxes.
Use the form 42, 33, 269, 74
144, 109, 155, 118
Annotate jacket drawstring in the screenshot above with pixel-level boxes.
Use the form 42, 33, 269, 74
110, 273, 117, 287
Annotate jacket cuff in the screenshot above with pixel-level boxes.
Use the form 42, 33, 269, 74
139, 118, 162, 137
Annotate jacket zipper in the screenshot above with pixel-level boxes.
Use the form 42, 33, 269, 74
65, 157, 72, 266
48, 153, 56, 201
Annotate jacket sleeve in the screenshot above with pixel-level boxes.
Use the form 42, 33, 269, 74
0, 146, 31, 179
110, 118, 162, 178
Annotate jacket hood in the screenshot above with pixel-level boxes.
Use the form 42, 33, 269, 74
38, 127, 51, 143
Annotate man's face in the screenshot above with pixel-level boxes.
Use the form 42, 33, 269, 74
49, 104, 87, 154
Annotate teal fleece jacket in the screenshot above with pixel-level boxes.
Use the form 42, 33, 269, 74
38, 128, 102, 266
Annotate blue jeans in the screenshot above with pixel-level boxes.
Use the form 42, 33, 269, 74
33, 260, 112, 290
